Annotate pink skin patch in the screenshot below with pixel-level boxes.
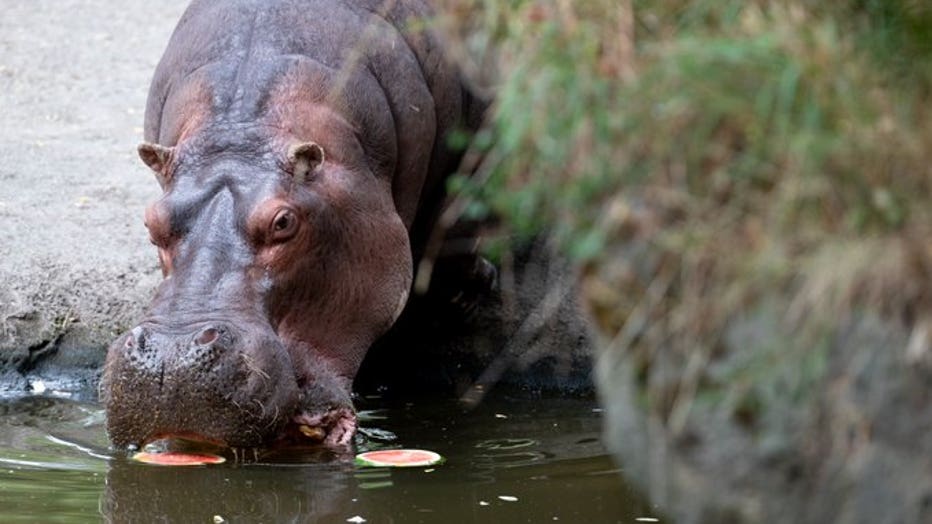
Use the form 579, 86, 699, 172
293, 406, 357, 446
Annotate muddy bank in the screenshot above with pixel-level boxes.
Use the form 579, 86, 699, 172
598, 306, 932, 523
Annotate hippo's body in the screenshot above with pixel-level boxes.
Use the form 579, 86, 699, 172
101, 0, 485, 448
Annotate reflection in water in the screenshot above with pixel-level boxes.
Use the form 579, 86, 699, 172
475, 437, 538, 450
103, 459, 355, 523
473, 438, 550, 469
474, 450, 552, 469
0, 396, 656, 523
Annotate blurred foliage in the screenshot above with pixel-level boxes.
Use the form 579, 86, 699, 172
438, 1, 932, 427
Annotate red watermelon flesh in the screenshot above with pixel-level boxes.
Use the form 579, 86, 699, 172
132, 451, 226, 466
355, 449, 444, 467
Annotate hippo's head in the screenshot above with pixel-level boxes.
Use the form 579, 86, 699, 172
101, 121, 412, 449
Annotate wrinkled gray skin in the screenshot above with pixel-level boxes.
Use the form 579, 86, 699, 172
101, 0, 485, 449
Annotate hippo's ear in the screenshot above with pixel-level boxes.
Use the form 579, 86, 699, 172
137, 142, 174, 188
287, 142, 325, 184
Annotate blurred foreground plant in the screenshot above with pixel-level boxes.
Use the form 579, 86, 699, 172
438, 0, 932, 428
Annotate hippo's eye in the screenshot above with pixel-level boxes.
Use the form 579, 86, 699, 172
270, 208, 298, 242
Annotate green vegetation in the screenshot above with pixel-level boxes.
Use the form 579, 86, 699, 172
439, 1, 932, 428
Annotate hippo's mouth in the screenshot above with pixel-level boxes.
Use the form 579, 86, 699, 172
108, 386, 359, 452
283, 406, 358, 446
136, 407, 357, 454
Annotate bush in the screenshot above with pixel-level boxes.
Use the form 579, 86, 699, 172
439, 1, 932, 423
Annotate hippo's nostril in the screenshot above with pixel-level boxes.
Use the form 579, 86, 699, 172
195, 327, 220, 346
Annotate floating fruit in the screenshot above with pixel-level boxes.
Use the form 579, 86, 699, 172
132, 451, 226, 466
355, 449, 443, 468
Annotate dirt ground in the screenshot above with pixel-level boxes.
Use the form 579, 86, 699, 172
0, 0, 190, 392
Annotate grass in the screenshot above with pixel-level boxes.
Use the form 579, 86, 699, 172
437, 1, 932, 428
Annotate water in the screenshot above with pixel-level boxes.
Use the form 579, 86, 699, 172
0, 394, 657, 523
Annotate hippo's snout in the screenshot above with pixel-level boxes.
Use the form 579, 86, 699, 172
102, 321, 302, 449
122, 324, 230, 368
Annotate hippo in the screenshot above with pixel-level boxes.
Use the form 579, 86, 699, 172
101, 0, 486, 449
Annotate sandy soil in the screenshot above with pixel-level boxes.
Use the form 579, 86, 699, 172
0, 0, 189, 392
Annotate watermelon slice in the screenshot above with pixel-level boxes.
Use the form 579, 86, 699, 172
355, 449, 444, 468
132, 451, 226, 466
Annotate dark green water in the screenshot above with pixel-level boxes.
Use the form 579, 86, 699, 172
0, 394, 657, 523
